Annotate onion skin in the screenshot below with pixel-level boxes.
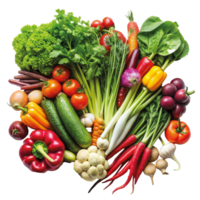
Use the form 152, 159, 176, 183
28, 90, 43, 104
120, 68, 141, 87
9, 121, 28, 140
162, 83, 177, 97
160, 96, 176, 110
170, 78, 185, 90
9, 90, 28, 111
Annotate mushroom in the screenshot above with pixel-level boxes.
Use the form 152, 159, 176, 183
87, 166, 99, 179
143, 162, 158, 186
97, 164, 104, 174
88, 146, 98, 154
97, 149, 106, 158
104, 160, 110, 170
77, 149, 89, 163
88, 153, 100, 166
74, 160, 83, 174
81, 172, 96, 182
82, 161, 90, 171
155, 158, 172, 176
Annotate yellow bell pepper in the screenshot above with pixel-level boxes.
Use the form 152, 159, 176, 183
20, 102, 53, 130
142, 66, 167, 91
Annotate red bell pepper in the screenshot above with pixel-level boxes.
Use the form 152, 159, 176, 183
165, 117, 191, 145
19, 130, 65, 173
136, 57, 154, 78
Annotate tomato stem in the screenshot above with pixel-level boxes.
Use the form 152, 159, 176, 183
176, 116, 187, 134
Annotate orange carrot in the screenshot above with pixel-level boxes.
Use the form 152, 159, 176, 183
126, 11, 139, 61
91, 117, 105, 146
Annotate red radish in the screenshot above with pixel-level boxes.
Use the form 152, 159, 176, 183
162, 83, 177, 97
107, 135, 136, 160
171, 104, 186, 119
160, 96, 176, 110
135, 147, 152, 184
91, 20, 103, 31
174, 89, 187, 103
102, 17, 114, 29
170, 78, 185, 90
112, 142, 145, 194
107, 145, 136, 177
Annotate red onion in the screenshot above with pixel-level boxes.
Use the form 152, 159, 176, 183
120, 68, 141, 87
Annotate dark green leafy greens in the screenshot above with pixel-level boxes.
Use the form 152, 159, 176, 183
137, 16, 189, 70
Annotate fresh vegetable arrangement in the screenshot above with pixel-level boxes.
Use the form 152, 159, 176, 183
8, 9, 194, 195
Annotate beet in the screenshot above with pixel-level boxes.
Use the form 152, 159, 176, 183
170, 78, 185, 90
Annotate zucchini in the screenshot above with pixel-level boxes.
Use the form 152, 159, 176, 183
41, 99, 80, 153
56, 93, 92, 148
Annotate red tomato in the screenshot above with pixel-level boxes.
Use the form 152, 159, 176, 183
42, 79, 62, 98
91, 20, 103, 31
71, 93, 88, 110
113, 30, 126, 43
103, 17, 115, 29
165, 120, 191, 145
52, 65, 70, 82
100, 34, 111, 51
100, 31, 126, 52
62, 79, 81, 97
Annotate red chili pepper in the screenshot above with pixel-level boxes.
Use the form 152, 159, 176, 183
101, 180, 116, 191
107, 145, 136, 177
135, 147, 152, 184
108, 149, 125, 170
103, 159, 131, 183
117, 87, 129, 108
107, 135, 136, 160
112, 142, 145, 194
136, 57, 154, 78
19, 130, 65, 173
117, 49, 140, 108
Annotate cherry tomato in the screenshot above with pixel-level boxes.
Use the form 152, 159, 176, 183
42, 79, 62, 98
71, 93, 88, 110
113, 30, 126, 43
103, 17, 115, 29
100, 34, 111, 51
62, 79, 81, 97
91, 20, 103, 31
52, 65, 70, 82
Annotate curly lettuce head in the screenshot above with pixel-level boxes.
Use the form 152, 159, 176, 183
12, 24, 58, 76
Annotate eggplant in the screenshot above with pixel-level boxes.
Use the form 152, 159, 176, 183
125, 48, 140, 69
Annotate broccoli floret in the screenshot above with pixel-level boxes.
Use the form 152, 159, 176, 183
12, 24, 58, 76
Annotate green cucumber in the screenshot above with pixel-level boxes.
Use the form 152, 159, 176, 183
56, 93, 92, 148
41, 99, 80, 153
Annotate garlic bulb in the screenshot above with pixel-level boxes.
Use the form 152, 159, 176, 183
97, 138, 109, 150
159, 142, 183, 171
80, 113, 95, 127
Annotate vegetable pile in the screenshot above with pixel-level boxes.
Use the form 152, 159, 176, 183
8, 9, 194, 195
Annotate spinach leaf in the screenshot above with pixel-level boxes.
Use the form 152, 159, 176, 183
140, 16, 163, 32
137, 29, 164, 55
157, 34, 181, 56
176, 40, 189, 60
